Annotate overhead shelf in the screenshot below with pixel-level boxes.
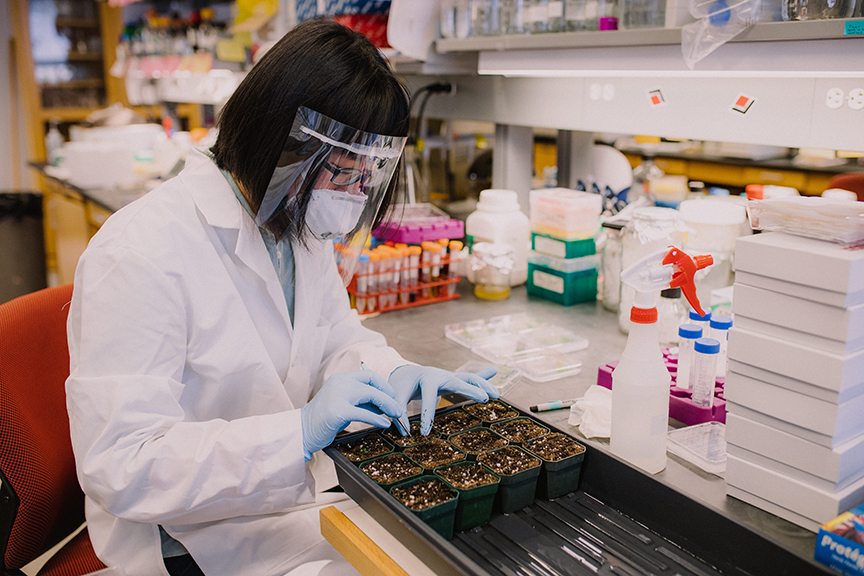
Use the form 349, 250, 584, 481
436, 19, 864, 52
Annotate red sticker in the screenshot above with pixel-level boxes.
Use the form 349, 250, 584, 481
731, 94, 756, 114
647, 88, 666, 108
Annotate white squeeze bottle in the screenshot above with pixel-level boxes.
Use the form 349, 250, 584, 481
611, 246, 713, 474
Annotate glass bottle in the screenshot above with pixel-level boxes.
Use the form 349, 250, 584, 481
628, 153, 664, 204
524, 0, 549, 33
547, 0, 566, 31
507, 0, 527, 33
621, 0, 667, 28
565, 0, 587, 30
599, 221, 624, 312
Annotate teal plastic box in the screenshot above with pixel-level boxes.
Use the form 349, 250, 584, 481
527, 252, 599, 306
531, 232, 596, 260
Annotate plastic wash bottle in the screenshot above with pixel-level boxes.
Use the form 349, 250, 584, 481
611, 246, 713, 474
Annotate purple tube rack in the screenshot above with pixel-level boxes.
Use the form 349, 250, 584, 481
596, 348, 726, 426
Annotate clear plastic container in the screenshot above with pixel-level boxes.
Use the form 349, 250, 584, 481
747, 196, 864, 247
529, 188, 603, 241
676, 324, 702, 390
455, 360, 522, 394
688, 308, 711, 334
709, 315, 733, 379
526, 253, 600, 306
667, 421, 726, 477
472, 326, 589, 365
524, 0, 550, 32
444, 313, 547, 348
690, 338, 719, 408
510, 351, 583, 382
565, 0, 588, 29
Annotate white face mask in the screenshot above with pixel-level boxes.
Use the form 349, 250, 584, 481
305, 189, 367, 240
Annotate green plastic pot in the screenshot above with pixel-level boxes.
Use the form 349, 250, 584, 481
478, 446, 541, 514
490, 417, 550, 446
447, 426, 509, 461
526, 434, 587, 499
390, 475, 459, 540
334, 433, 395, 466
435, 462, 500, 531
359, 453, 423, 491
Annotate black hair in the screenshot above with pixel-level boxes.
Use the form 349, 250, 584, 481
210, 19, 410, 244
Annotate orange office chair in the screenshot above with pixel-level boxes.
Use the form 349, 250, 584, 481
827, 172, 864, 202
0, 285, 106, 576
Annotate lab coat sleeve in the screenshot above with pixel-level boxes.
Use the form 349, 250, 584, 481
314, 248, 413, 389
67, 246, 313, 526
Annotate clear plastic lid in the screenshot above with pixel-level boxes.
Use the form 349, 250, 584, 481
666, 421, 726, 477
444, 313, 548, 349
455, 360, 522, 395
471, 326, 588, 365
527, 252, 600, 274
510, 351, 583, 383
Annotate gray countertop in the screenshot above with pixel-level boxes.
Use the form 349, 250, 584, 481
361, 280, 818, 563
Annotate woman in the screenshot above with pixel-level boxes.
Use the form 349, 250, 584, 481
66, 20, 497, 576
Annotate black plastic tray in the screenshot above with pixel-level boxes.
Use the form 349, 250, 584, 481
324, 401, 829, 576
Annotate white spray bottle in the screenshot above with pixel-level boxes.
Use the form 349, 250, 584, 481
611, 246, 713, 474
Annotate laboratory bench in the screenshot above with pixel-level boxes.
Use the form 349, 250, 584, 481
329, 281, 824, 575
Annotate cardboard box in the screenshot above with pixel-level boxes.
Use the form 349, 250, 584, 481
728, 359, 864, 405
735, 270, 864, 309
726, 412, 864, 490
734, 315, 864, 356
725, 370, 864, 444
815, 504, 864, 576
726, 454, 864, 526
728, 401, 845, 449
727, 485, 821, 532
727, 326, 864, 395
734, 232, 864, 295
732, 283, 864, 343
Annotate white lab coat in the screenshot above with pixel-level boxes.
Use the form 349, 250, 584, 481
66, 147, 407, 576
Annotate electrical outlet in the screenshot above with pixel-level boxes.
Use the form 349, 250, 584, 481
848, 89, 864, 111
826, 87, 844, 109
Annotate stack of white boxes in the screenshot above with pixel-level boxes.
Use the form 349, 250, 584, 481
724, 231, 864, 532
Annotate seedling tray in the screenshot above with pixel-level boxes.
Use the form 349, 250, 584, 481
325, 401, 830, 576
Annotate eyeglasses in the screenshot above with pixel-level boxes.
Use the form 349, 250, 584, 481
323, 160, 364, 186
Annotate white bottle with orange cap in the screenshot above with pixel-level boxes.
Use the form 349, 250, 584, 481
610, 246, 713, 474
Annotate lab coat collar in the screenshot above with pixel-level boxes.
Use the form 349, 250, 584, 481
180, 147, 293, 333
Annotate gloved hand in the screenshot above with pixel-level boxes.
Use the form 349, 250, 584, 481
301, 370, 401, 461
389, 365, 499, 436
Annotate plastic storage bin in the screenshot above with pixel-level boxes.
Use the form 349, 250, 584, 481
527, 252, 600, 306
531, 232, 596, 260
529, 188, 603, 240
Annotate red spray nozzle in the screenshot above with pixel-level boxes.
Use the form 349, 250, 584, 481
662, 247, 713, 317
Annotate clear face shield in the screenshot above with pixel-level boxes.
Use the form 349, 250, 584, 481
256, 107, 406, 286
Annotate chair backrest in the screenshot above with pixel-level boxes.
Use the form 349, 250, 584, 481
0, 284, 84, 571
827, 172, 864, 201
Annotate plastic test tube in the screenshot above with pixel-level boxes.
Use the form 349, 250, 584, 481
420, 242, 433, 298
391, 247, 403, 307
446, 240, 463, 297
676, 324, 702, 390
366, 252, 380, 313
690, 338, 720, 408
709, 315, 733, 378
429, 243, 442, 297
408, 246, 421, 301
355, 253, 370, 313
398, 247, 411, 305
689, 309, 711, 334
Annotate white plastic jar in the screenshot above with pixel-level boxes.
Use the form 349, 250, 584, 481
466, 189, 530, 286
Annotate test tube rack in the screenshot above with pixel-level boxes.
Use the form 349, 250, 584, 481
596, 347, 727, 427
347, 255, 462, 315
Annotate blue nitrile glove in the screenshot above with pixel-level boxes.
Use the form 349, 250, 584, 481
389, 365, 499, 436
301, 370, 401, 461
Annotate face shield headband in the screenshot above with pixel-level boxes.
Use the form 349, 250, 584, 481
255, 107, 406, 286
